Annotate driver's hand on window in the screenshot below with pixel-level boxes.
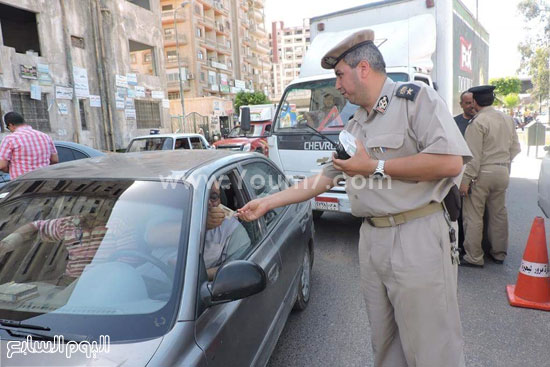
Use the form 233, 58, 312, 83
207, 207, 225, 230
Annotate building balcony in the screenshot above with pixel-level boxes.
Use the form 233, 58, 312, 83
215, 21, 229, 35
201, 16, 215, 30
165, 56, 189, 68
250, 24, 266, 37
213, 1, 229, 15
163, 34, 187, 47
162, 10, 186, 23
199, 0, 213, 9
167, 79, 191, 89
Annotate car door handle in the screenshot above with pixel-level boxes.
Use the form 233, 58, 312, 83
267, 263, 280, 283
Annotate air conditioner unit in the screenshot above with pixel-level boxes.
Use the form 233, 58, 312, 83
187, 73, 195, 80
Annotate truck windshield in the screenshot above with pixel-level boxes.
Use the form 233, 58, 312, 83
274, 78, 358, 134
228, 124, 264, 138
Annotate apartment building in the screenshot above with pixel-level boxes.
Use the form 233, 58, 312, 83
270, 19, 310, 101
0, 0, 169, 150
160, 0, 270, 135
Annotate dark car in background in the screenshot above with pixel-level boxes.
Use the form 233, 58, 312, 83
0, 150, 314, 366
0, 141, 105, 187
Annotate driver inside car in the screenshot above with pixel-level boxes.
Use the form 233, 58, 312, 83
204, 180, 251, 280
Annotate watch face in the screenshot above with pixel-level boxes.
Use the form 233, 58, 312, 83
373, 171, 384, 178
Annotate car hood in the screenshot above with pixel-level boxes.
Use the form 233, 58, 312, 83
0, 336, 163, 366
214, 138, 260, 146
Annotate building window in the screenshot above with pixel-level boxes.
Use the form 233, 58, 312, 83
164, 28, 175, 37
161, 4, 173, 11
196, 27, 202, 38
135, 100, 161, 129
129, 40, 156, 75
167, 50, 178, 63
197, 50, 204, 60
127, 0, 150, 10
194, 4, 201, 15
168, 92, 180, 100
0, 4, 41, 55
10, 92, 50, 132
79, 100, 88, 130
200, 72, 206, 82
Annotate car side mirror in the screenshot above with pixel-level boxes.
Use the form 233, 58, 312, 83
204, 260, 266, 305
241, 107, 251, 132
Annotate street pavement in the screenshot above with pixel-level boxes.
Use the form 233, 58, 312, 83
268, 142, 550, 367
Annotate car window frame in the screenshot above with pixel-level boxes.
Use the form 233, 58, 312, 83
199, 166, 267, 266
237, 158, 290, 231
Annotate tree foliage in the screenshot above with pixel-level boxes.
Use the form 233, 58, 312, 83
503, 93, 521, 110
489, 77, 522, 96
234, 91, 270, 111
517, 0, 550, 101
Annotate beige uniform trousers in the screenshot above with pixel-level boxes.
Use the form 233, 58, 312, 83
359, 211, 465, 367
463, 165, 510, 265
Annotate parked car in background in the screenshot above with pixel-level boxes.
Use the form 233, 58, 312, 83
0, 141, 104, 188
126, 133, 211, 153
0, 150, 314, 367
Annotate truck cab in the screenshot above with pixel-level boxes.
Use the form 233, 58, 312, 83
212, 104, 275, 156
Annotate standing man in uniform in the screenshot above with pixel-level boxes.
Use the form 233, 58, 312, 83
238, 29, 471, 367
0, 112, 58, 179
454, 91, 476, 250
459, 85, 521, 267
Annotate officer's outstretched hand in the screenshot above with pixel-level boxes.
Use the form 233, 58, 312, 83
237, 198, 269, 222
333, 139, 377, 177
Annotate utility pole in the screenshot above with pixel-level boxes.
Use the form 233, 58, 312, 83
174, 2, 190, 132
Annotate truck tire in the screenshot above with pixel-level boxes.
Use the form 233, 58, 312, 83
312, 210, 324, 220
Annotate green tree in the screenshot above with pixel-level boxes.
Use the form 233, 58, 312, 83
517, 0, 550, 109
503, 93, 521, 111
489, 77, 522, 96
234, 91, 270, 111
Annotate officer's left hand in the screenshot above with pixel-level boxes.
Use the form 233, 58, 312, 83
459, 183, 470, 197
333, 139, 377, 177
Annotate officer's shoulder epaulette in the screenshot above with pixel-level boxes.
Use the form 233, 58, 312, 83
395, 83, 421, 102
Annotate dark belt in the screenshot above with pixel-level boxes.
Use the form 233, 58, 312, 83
364, 202, 443, 228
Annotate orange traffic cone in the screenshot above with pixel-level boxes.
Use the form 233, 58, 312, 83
506, 217, 550, 311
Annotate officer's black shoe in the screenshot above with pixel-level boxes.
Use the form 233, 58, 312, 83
489, 255, 504, 264
459, 255, 484, 268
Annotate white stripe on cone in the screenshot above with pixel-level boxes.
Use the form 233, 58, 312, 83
519, 260, 550, 278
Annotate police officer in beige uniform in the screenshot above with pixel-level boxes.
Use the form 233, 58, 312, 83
459, 85, 521, 267
238, 29, 471, 367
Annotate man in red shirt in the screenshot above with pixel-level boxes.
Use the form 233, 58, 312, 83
0, 112, 58, 179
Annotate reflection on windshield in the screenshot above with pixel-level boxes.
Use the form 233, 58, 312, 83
228, 124, 264, 138
274, 78, 358, 134
0, 179, 189, 341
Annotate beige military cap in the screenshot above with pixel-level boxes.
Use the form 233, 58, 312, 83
321, 29, 375, 69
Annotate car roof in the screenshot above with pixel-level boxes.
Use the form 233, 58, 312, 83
16, 150, 244, 182
130, 133, 205, 140
54, 140, 105, 157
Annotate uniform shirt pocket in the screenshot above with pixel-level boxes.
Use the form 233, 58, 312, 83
366, 133, 405, 160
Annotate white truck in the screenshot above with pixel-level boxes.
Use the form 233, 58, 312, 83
267, 0, 489, 218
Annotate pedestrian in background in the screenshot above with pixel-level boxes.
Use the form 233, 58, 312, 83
454, 91, 475, 137
459, 85, 521, 267
238, 29, 471, 367
0, 112, 58, 179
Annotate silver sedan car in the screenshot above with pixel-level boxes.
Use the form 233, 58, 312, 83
0, 150, 314, 366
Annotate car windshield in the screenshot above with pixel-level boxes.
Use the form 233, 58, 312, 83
273, 78, 358, 135
228, 124, 264, 138
273, 73, 409, 135
0, 179, 190, 342
127, 137, 173, 152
